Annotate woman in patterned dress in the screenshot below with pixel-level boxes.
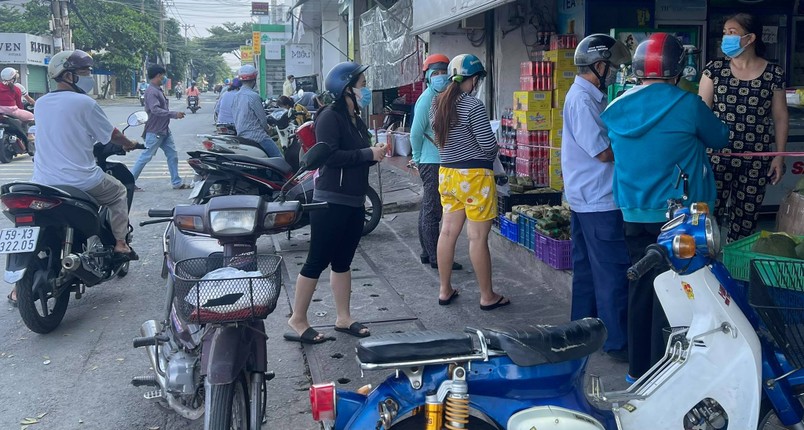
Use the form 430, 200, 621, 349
698, 13, 789, 242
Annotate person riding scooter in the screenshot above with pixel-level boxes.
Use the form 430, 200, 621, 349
186, 81, 200, 107
231, 65, 282, 157
0, 68, 34, 123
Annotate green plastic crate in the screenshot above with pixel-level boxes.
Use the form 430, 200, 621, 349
723, 232, 804, 282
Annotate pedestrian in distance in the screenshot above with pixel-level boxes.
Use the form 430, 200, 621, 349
284, 61, 386, 344
561, 34, 631, 360
131, 64, 188, 191
410, 53, 463, 271
601, 33, 729, 381
283, 74, 296, 97
430, 53, 508, 310
231, 65, 283, 158
698, 12, 789, 242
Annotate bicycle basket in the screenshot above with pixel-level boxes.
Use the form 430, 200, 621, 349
173, 254, 282, 324
748, 259, 804, 368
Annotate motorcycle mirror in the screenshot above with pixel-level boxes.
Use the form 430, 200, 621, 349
127, 111, 149, 127
299, 143, 331, 172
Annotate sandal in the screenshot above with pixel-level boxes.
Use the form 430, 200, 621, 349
334, 322, 370, 338
283, 327, 334, 344
480, 295, 511, 311
173, 184, 191, 190
7, 291, 17, 307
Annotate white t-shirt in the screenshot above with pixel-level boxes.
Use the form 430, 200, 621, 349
31, 91, 115, 191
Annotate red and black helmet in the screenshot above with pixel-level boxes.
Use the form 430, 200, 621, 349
633, 33, 685, 79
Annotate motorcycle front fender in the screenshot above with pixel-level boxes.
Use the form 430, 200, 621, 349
4, 252, 35, 283
202, 325, 253, 385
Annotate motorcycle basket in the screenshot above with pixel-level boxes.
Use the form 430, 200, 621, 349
748, 259, 804, 368
173, 254, 282, 324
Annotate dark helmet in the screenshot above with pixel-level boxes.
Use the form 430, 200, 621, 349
325, 62, 369, 100
632, 33, 685, 79
574, 34, 631, 67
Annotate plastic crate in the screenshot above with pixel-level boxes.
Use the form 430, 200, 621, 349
499, 216, 519, 243
173, 254, 283, 324
518, 214, 536, 251
534, 230, 572, 270
723, 232, 804, 282
498, 191, 562, 215
748, 259, 804, 368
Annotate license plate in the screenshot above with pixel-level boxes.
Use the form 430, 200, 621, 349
188, 181, 204, 200
0, 227, 39, 254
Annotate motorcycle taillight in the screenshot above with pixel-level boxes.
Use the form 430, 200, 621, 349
202, 140, 215, 150
310, 382, 336, 421
1, 195, 61, 211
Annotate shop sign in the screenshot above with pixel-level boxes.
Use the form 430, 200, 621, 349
762, 26, 778, 44
655, 0, 706, 21
252, 32, 261, 55
264, 44, 282, 60
260, 31, 291, 45
252, 2, 270, 15
0, 33, 54, 65
240, 46, 253, 64
287, 44, 312, 67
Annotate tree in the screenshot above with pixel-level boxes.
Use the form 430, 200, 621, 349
0, 0, 50, 35
200, 22, 253, 55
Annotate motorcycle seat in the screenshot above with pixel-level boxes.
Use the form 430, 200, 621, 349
52, 185, 100, 208
472, 318, 606, 367
170, 226, 223, 264
356, 331, 474, 364
224, 153, 293, 175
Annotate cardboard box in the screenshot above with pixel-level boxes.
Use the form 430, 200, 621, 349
549, 148, 561, 164
545, 49, 576, 69
514, 110, 551, 131
549, 162, 564, 191
550, 108, 563, 130
552, 90, 568, 109
550, 129, 563, 147
513, 91, 552, 111
554, 78, 573, 93
553, 69, 575, 88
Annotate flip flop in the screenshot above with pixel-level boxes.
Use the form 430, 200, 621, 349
7, 291, 17, 307
334, 322, 370, 338
438, 289, 459, 306
113, 248, 140, 262
173, 184, 191, 190
134, 186, 144, 192
283, 327, 334, 344
480, 296, 511, 311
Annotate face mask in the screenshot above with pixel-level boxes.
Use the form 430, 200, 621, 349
353, 87, 372, 108
161, 76, 168, 86
604, 68, 617, 87
75, 74, 95, 93
430, 74, 449, 93
470, 77, 484, 97
721, 34, 751, 58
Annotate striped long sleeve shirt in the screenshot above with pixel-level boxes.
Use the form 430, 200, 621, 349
429, 92, 498, 170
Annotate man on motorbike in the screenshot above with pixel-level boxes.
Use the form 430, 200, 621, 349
174, 82, 183, 100
186, 81, 200, 108
215, 77, 240, 125
31, 51, 139, 261
0, 68, 34, 122
231, 65, 282, 157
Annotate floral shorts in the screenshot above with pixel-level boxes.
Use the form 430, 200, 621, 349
438, 167, 497, 222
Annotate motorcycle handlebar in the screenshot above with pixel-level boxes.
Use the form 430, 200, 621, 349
627, 245, 666, 281
148, 208, 175, 218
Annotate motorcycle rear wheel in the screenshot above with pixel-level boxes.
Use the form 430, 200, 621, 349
17, 251, 70, 334
0, 135, 15, 163
362, 186, 382, 236
207, 374, 249, 430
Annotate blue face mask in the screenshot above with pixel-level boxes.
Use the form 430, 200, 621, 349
721, 34, 751, 58
429, 74, 449, 93
353, 86, 372, 108
161, 76, 168, 86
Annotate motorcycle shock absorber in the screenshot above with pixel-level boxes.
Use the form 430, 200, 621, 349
424, 390, 443, 430
443, 366, 469, 430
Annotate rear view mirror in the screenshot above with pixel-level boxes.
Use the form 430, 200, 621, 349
299, 143, 331, 172
127, 111, 149, 126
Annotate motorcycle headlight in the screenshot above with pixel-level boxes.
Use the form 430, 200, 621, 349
704, 216, 722, 257
210, 210, 256, 235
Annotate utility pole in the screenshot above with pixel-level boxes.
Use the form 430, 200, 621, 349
181, 24, 195, 45
50, 0, 72, 52
158, 0, 164, 64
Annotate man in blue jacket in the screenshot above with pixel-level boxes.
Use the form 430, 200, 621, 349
601, 33, 728, 381
410, 54, 462, 271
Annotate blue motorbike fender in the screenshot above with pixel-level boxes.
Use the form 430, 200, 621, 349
5, 252, 35, 284
203, 326, 251, 385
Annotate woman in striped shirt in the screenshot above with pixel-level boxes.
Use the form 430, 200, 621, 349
430, 54, 510, 311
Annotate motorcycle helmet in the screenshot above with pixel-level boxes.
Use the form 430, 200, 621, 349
238, 65, 258, 81
230, 77, 242, 90
224, 78, 231, 85
1, 67, 18, 83
48, 50, 94, 80
324, 62, 369, 100
447, 54, 486, 83
574, 34, 631, 67
632, 33, 685, 79
422, 54, 449, 74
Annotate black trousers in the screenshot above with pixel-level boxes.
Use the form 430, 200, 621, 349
624, 221, 669, 378
417, 163, 441, 262
300, 202, 364, 279
711, 155, 770, 242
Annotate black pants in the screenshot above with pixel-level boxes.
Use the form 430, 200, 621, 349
417, 163, 441, 262
300, 202, 364, 279
624, 221, 670, 378
711, 155, 770, 242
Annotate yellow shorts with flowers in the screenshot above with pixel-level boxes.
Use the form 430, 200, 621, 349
438, 167, 497, 222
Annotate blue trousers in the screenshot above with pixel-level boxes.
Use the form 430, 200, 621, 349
259, 137, 282, 158
569, 210, 630, 351
131, 132, 182, 187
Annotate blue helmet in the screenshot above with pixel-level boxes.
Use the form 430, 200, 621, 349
448, 54, 486, 83
325, 62, 369, 100
224, 78, 231, 85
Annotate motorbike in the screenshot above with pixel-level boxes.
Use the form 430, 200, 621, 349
0, 111, 147, 333
187, 127, 382, 237
131, 144, 332, 429
309, 172, 804, 430
188, 95, 201, 114
213, 123, 237, 136
0, 114, 34, 163
139, 88, 146, 107
176, 88, 183, 100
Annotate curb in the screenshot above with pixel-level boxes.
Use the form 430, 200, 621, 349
382, 199, 420, 214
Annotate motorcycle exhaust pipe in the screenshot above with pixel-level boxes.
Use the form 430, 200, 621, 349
139, 320, 204, 421
62, 254, 81, 271
61, 254, 102, 286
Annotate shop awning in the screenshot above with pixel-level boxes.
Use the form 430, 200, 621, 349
360, 0, 423, 90
411, 0, 515, 35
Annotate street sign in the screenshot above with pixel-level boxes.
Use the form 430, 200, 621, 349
241, 46, 253, 63
287, 44, 312, 67
252, 32, 262, 55
252, 2, 270, 15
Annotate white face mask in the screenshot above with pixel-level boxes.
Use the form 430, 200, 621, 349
75, 74, 94, 93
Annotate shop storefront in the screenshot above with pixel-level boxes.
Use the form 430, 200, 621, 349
0, 33, 54, 98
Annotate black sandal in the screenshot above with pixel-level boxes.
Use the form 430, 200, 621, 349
7, 291, 17, 307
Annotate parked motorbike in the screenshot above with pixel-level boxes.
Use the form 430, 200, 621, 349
0, 114, 34, 163
188, 96, 201, 114
213, 123, 237, 136
187, 129, 382, 236
309, 172, 804, 430
131, 144, 332, 429
0, 111, 147, 333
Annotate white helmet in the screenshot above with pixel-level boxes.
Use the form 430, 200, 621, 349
1, 67, 18, 83
238, 64, 258, 81
47, 49, 94, 80
14, 83, 28, 96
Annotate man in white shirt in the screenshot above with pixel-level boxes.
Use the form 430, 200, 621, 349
32, 50, 139, 260
283, 75, 296, 97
